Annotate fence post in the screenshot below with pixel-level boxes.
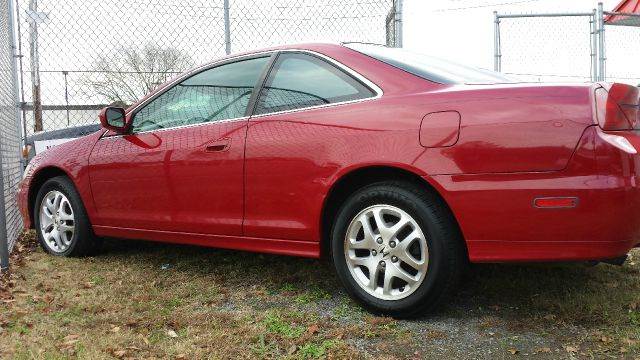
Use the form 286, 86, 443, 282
590, 10, 598, 81
8, 0, 22, 168
12, 0, 26, 146
223, 0, 231, 55
493, 11, 501, 72
394, 0, 403, 47
0, 0, 18, 272
596, 2, 605, 81
27, 0, 42, 132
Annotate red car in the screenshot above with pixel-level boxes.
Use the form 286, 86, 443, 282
17, 43, 640, 317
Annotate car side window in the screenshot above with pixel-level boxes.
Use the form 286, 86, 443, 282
132, 56, 269, 133
254, 53, 375, 115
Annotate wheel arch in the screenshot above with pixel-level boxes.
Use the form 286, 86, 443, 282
27, 166, 72, 228
319, 165, 467, 259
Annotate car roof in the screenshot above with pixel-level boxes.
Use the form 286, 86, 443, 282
205, 42, 349, 63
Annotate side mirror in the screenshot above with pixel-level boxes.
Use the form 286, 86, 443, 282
99, 106, 128, 134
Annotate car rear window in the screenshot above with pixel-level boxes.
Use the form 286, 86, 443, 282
345, 43, 514, 85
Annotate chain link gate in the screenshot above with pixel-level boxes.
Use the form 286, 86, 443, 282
494, 11, 597, 82
494, 3, 640, 85
0, 0, 24, 271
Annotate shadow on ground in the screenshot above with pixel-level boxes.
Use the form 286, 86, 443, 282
99, 237, 626, 319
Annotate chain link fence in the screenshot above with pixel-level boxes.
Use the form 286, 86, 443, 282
0, 0, 23, 270
13, 0, 400, 136
0, 0, 402, 268
494, 5, 640, 85
604, 12, 640, 85
495, 13, 596, 82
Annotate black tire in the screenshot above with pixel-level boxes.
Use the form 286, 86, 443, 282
34, 176, 101, 256
330, 181, 466, 318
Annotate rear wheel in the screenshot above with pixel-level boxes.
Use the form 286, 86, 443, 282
330, 181, 465, 318
34, 176, 100, 256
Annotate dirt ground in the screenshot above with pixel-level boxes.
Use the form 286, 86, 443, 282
1, 232, 639, 359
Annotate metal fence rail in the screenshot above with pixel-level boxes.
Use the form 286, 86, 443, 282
494, 2, 640, 85
14, 0, 401, 136
0, 0, 24, 271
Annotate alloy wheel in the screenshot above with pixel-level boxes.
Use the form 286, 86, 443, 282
39, 190, 75, 253
343, 204, 429, 301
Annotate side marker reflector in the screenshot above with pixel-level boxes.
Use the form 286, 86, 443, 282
533, 197, 578, 209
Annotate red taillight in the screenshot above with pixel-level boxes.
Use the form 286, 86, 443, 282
594, 83, 640, 130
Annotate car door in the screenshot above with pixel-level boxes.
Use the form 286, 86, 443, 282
88, 55, 272, 236
244, 52, 378, 240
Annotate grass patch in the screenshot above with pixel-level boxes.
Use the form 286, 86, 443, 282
262, 312, 305, 339
1, 233, 639, 359
299, 339, 339, 359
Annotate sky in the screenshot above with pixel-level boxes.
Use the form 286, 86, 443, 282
402, 0, 635, 83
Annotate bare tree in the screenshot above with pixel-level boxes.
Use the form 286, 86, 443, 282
84, 43, 194, 105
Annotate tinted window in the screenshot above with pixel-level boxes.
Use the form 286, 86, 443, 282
345, 43, 514, 85
254, 53, 375, 115
132, 56, 269, 133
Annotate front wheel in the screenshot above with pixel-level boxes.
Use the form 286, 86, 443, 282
34, 176, 101, 256
330, 181, 465, 318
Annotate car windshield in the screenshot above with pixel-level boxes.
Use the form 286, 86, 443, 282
345, 43, 515, 85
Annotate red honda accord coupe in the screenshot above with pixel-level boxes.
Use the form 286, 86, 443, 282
17, 43, 640, 317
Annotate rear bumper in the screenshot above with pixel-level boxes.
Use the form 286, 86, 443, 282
468, 238, 639, 263
429, 126, 640, 263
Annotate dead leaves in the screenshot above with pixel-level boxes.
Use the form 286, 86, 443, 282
425, 329, 447, 340
306, 324, 319, 335
60, 334, 80, 349
112, 349, 127, 358
507, 348, 519, 355
107, 348, 128, 359
287, 345, 297, 355
108, 346, 144, 359
565, 345, 579, 354
600, 335, 614, 344
124, 318, 141, 329
366, 316, 395, 326
534, 347, 552, 354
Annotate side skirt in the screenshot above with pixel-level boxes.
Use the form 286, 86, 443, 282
93, 225, 320, 258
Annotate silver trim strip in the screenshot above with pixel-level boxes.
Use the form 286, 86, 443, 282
99, 116, 250, 139
100, 48, 383, 139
